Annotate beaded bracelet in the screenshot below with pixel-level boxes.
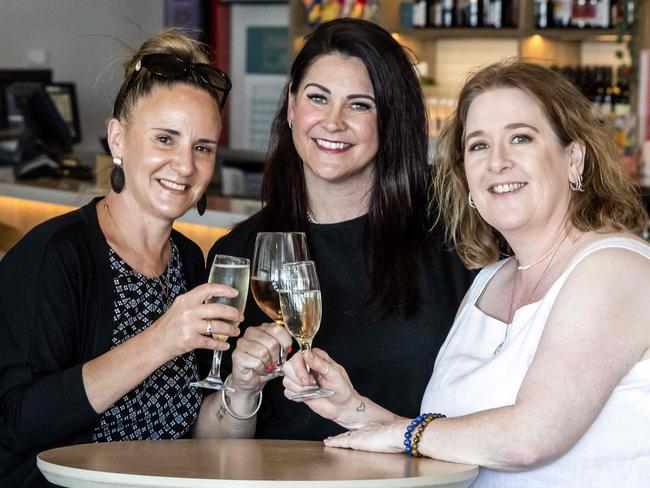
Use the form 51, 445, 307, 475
220, 375, 263, 421
404, 412, 446, 457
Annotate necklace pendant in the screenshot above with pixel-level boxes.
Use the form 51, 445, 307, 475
493, 342, 504, 355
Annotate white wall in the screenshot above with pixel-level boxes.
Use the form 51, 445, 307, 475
0, 0, 164, 158
229, 4, 289, 152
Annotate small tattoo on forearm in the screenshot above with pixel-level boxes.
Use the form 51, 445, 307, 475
356, 402, 366, 412
216, 405, 227, 422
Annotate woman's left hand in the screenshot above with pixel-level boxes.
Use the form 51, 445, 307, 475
323, 419, 410, 454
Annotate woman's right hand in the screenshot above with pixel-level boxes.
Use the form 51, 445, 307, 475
149, 282, 243, 361
230, 323, 294, 392
282, 348, 361, 426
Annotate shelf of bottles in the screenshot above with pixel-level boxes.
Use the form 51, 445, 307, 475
400, 1, 634, 40
408, 0, 520, 29
534, 0, 632, 30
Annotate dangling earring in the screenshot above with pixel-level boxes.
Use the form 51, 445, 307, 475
468, 192, 476, 209
197, 192, 207, 216
288, 119, 293, 130
110, 157, 125, 193
570, 173, 584, 192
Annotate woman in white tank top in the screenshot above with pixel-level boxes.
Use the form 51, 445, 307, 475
281, 60, 650, 487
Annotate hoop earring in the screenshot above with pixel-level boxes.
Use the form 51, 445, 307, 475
288, 119, 293, 130
468, 192, 476, 209
570, 173, 584, 192
197, 192, 207, 216
110, 157, 125, 193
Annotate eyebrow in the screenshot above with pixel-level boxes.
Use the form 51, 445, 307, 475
465, 122, 540, 143
304, 83, 376, 103
152, 127, 219, 145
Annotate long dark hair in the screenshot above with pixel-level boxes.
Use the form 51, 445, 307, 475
261, 18, 431, 315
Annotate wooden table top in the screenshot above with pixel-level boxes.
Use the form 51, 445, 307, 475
37, 439, 478, 488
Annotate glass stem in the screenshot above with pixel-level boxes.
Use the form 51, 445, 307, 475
209, 350, 224, 379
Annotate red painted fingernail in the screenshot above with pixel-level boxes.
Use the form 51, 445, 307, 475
266, 362, 277, 372
286, 346, 293, 354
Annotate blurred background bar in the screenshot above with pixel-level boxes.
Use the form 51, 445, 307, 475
0, 0, 648, 257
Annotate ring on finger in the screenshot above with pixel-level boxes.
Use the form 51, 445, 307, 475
205, 320, 213, 336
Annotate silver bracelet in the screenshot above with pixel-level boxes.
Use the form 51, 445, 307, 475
220, 376, 263, 421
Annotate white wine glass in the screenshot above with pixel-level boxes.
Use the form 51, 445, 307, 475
190, 254, 250, 391
279, 260, 333, 399
250, 232, 310, 377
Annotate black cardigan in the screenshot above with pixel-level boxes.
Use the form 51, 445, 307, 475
0, 198, 204, 487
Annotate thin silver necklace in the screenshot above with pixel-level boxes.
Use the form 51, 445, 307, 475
493, 232, 568, 355
515, 230, 569, 270
103, 203, 172, 307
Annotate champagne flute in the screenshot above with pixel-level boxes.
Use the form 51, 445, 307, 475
279, 260, 333, 399
250, 232, 310, 377
190, 254, 250, 391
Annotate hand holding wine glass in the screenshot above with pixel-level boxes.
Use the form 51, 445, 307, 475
250, 232, 310, 377
190, 254, 250, 391
279, 260, 333, 399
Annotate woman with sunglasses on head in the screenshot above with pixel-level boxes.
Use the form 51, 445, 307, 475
204, 19, 472, 440
0, 30, 241, 487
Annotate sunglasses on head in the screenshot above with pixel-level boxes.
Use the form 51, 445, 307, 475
113, 53, 232, 117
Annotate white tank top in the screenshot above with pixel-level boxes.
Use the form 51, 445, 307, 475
421, 237, 650, 487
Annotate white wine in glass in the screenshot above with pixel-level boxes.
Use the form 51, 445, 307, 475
190, 254, 250, 391
279, 260, 333, 399
251, 232, 310, 377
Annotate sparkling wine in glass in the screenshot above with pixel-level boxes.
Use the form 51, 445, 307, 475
190, 254, 250, 391
250, 232, 310, 377
279, 260, 333, 399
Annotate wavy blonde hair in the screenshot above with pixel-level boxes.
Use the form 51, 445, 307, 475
431, 59, 648, 269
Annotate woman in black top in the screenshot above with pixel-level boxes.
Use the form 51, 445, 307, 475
205, 19, 473, 440
0, 30, 240, 487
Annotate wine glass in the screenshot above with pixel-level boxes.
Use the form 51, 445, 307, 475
190, 254, 250, 391
279, 260, 333, 399
250, 232, 310, 377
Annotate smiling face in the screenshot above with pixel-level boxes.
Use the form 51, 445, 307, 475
287, 53, 379, 191
463, 87, 583, 238
108, 83, 221, 222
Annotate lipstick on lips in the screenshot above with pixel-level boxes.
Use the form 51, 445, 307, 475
314, 138, 352, 153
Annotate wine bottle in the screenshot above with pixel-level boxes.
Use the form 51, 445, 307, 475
413, 0, 428, 27
442, 0, 456, 26
428, 0, 444, 26
535, 0, 550, 28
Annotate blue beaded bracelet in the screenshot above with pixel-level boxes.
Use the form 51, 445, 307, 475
404, 412, 446, 457
404, 413, 431, 455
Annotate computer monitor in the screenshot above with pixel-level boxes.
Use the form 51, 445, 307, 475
44, 83, 81, 144
0, 83, 74, 165
0, 69, 52, 130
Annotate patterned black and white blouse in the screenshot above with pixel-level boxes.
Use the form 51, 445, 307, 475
92, 240, 202, 442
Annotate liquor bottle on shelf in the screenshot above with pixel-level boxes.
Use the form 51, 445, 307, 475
485, 0, 504, 28
428, 0, 444, 26
412, 0, 428, 27
535, 0, 550, 28
552, 0, 572, 27
441, 0, 456, 26
571, 0, 597, 28
501, 0, 519, 27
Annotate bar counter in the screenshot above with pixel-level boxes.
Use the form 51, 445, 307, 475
0, 166, 261, 257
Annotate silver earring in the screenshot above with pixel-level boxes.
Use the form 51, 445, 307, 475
468, 192, 476, 209
288, 119, 293, 130
570, 173, 584, 192
113, 156, 122, 166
